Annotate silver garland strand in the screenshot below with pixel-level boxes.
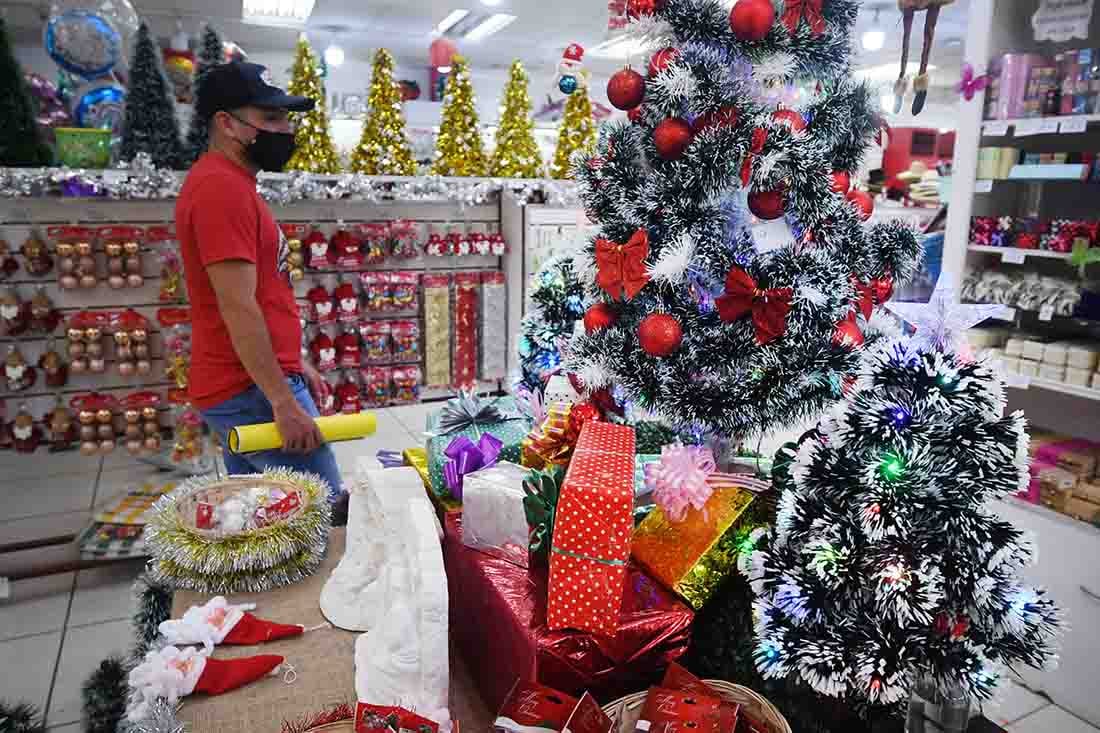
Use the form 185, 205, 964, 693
119, 697, 186, 733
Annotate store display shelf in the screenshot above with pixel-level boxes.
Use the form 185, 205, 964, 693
967, 244, 1072, 261
1002, 495, 1100, 538
1010, 376, 1100, 401
981, 114, 1100, 138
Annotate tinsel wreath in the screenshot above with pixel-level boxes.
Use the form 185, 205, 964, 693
82, 656, 129, 733
0, 701, 45, 733
144, 468, 331, 594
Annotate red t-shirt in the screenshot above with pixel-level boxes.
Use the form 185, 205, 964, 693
175, 152, 302, 409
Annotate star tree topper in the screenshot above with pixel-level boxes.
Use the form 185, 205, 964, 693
885, 275, 1012, 352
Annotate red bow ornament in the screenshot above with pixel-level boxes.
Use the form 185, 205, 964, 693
716, 267, 793, 345
782, 0, 826, 36
595, 228, 652, 301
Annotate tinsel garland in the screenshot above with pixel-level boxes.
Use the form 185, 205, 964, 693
0, 701, 45, 733
280, 703, 355, 733
144, 469, 331, 593
118, 697, 184, 733
132, 573, 173, 659
82, 656, 129, 733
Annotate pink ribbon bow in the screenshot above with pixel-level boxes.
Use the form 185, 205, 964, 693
957, 63, 991, 102
645, 443, 718, 522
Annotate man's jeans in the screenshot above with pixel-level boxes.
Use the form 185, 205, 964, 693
201, 374, 343, 500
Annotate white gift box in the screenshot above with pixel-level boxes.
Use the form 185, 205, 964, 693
461, 461, 530, 565
543, 373, 581, 406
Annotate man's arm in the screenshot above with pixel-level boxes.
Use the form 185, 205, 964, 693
207, 260, 322, 453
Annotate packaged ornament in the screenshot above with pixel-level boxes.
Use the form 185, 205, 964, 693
5, 346, 36, 392
425, 228, 448, 257
148, 226, 185, 301
48, 225, 98, 290
10, 404, 42, 453
489, 232, 508, 256
493, 680, 578, 733
334, 281, 361, 323
121, 390, 163, 456
304, 224, 332, 270
362, 366, 392, 407
278, 223, 309, 281
356, 703, 442, 733
99, 225, 145, 289
448, 230, 470, 256
39, 342, 69, 388
332, 223, 364, 269
335, 372, 363, 414
29, 288, 60, 333
423, 274, 452, 387
392, 365, 421, 404
360, 321, 392, 364
390, 271, 419, 312
0, 287, 28, 336
453, 273, 481, 390
307, 282, 336, 324
637, 687, 736, 733
360, 272, 392, 312
169, 389, 206, 465
391, 320, 420, 363
0, 238, 19, 279
20, 231, 53, 276
66, 311, 110, 375
388, 219, 421, 259
72, 392, 120, 456
46, 398, 76, 452
481, 272, 507, 381
360, 222, 389, 265
317, 377, 338, 416
310, 330, 338, 372
159, 308, 192, 390
336, 328, 361, 368
112, 309, 153, 378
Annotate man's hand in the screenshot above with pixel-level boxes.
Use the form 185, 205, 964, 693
273, 396, 323, 454
302, 363, 330, 407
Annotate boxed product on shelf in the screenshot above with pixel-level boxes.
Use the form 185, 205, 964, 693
1063, 496, 1100, 523
968, 328, 1009, 349
1019, 361, 1040, 378
985, 53, 1056, 120
1066, 342, 1100, 371
1035, 437, 1100, 479
977, 147, 1020, 179
1058, 48, 1100, 116
1022, 339, 1048, 362
1075, 481, 1100, 505
1042, 342, 1070, 365
1005, 337, 1027, 357
1092, 372, 1100, 390
1039, 364, 1066, 382
1065, 366, 1093, 387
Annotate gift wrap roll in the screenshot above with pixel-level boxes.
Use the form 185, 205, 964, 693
228, 412, 377, 453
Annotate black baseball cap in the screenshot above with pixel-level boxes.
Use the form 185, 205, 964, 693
196, 61, 315, 120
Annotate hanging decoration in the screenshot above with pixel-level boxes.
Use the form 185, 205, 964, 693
715, 267, 793, 345
893, 0, 955, 115
595, 229, 651, 301
555, 43, 586, 95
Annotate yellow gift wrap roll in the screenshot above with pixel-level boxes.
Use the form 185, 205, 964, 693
228, 412, 377, 454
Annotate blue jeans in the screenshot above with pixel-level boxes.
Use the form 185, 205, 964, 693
201, 374, 343, 500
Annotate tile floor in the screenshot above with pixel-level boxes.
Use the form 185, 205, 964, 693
0, 402, 1097, 732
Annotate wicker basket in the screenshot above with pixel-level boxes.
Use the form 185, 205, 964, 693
602, 680, 791, 733
174, 476, 307, 538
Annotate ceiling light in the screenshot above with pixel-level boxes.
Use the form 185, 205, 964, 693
324, 43, 345, 67
464, 13, 516, 42
241, 0, 316, 26
435, 9, 470, 35
862, 29, 885, 51
588, 35, 651, 59
437, 65, 453, 73
858, 62, 937, 84
480, 0, 504, 5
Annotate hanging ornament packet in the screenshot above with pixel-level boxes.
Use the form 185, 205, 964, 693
159, 308, 193, 390
279, 223, 309, 282
49, 225, 98, 290
453, 273, 481, 390
98, 225, 146, 289
480, 271, 507, 381
423, 273, 452, 387
20, 232, 52, 277
149, 226, 186, 301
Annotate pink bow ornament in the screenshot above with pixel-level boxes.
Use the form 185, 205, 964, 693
645, 443, 719, 522
957, 63, 991, 102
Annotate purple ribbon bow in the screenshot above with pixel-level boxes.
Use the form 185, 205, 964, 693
443, 433, 503, 500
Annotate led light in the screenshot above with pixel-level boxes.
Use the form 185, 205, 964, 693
323, 44, 345, 68
861, 29, 885, 51
241, 0, 316, 26
481, 0, 504, 5
437, 65, 452, 73
435, 9, 470, 35
464, 13, 516, 42
880, 453, 905, 480
888, 407, 910, 427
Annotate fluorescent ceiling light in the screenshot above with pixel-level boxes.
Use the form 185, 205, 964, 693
437, 65, 452, 73
857, 62, 937, 84
435, 9, 470, 34
588, 35, 650, 59
862, 29, 885, 51
324, 43, 345, 67
480, 0, 504, 5
241, 0, 316, 26
464, 13, 516, 42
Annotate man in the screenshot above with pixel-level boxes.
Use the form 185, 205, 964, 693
176, 61, 345, 521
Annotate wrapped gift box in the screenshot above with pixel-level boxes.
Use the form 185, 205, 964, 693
425, 396, 530, 501
462, 461, 531, 565
443, 513, 693, 713
403, 447, 462, 517
548, 422, 636, 635
632, 487, 770, 610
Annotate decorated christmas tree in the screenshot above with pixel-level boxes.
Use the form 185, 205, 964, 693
517, 253, 587, 392
548, 85, 596, 179
120, 23, 183, 169
565, 0, 922, 444
285, 35, 341, 174
432, 55, 486, 176
183, 24, 224, 166
489, 60, 543, 178
0, 17, 53, 167
746, 283, 1061, 709
350, 48, 416, 175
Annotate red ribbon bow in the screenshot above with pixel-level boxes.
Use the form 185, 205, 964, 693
782, 0, 825, 36
715, 266, 793, 345
740, 127, 768, 187
595, 228, 651, 301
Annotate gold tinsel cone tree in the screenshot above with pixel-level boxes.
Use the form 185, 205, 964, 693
285, 35, 341, 173
432, 55, 486, 177
549, 84, 596, 179
350, 48, 416, 175
488, 60, 542, 178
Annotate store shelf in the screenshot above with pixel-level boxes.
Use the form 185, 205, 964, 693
966, 244, 1072, 261
1009, 376, 1100, 401
981, 114, 1100, 138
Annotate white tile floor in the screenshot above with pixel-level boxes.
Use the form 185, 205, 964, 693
0, 401, 1096, 732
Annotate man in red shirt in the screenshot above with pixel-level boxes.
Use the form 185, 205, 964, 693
176, 61, 344, 519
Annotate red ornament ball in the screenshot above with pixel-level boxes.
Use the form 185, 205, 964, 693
654, 118, 694, 160
729, 0, 776, 41
627, 0, 665, 18
846, 189, 874, 221
628, 105, 645, 124
771, 108, 807, 132
607, 67, 646, 111
693, 106, 740, 133
870, 275, 894, 303
832, 317, 865, 349
639, 313, 683, 357
830, 170, 851, 193
648, 47, 679, 77
583, 303, 618, 333
748, 188, 786, 220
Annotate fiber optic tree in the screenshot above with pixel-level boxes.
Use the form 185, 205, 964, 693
350, 48, 416, 175
517, 253, 587, 392
120, 23, 183, 169
0, 17, 52, 166
566, 0, 922, 442
285, 35, 341, 173
432, 55, 486, 176
747, 335, 1061, 707
548, 84, 595, 179
489, 60, 543, 177
183, 24, 224, 166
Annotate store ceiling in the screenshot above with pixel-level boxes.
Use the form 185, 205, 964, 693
3, 0, 970, 78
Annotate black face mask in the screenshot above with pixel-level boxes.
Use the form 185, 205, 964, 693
229, 114, 296, 172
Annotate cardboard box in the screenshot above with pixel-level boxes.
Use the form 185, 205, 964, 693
1073, 481, 1100, 505
1063, 496, 1100, 523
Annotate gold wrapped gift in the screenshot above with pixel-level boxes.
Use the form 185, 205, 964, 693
403, 447, 461, 516
631, 486, 768, 609
520, 403, 576, 469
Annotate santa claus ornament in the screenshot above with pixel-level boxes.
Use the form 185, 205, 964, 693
30, 289, 60, 333
449, 231, 471, 256
336, 374, 362, 414
307, 283, 336, 324
332, 224, 363, 269
489, 232, 508, 256
74, 393, 119, 456
424, 233, 448, 257
0, 239, 19, 279
556, 43, 587, 95
46, 399, 75, 452
9, 405, 42, 453
122, 391, 163, 456
100, 226, 145, 289
6, 347, 36, 392
334, 282, 360, 324
311, 331, 338, 372
304, 225, 331, 270
0, 288, 28, 336
159, 596, 310, 653
50, 226, 98, 290
336, 329, 361, 368
20, 233, 52, 277
114, 310, 153, 378
318, 379, 337, 416
39, 345, 68, 388
608, 66, 646, 110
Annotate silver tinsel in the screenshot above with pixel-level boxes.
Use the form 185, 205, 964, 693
119, 697, 185, 733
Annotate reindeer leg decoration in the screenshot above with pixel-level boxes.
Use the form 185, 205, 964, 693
911, 4, 943, 114
894, 5, 916, 114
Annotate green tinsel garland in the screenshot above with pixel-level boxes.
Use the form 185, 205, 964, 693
132, 573, 173, 659
0, 701, 45, 733
82, 656, 129, 733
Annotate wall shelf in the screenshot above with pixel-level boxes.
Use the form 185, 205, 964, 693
981, 114, 1100, 138
967, 244, 1072, 261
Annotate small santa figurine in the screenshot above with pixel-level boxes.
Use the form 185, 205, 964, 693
47, 401, 75, 451
555, 43, 586, 95
11, 405, 42, 453
304, 227, 331, 269
335, 376, 362, 414
332, 227, 363, 269
39, 348, 68, 388
0, 288, 27, 336
307, 284, 335, 324
318, 379, 337, 416
310, 332, 337, 372
334, 282, 360, 323
335, 330, 361, 368
5, 347, 35, 392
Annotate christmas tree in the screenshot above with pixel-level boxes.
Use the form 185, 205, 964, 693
285, 35, 341, 174
350, 48, 416, 175
489, 60, 543, 178
566, 0, 922, 443
747, 318, 1061, 707
183, 24, 223, 166
0, 17, 53, 167
548, 85, 596, 179
517, 254, 587, 392
432, 55, 486, 176
120, 23, 183, 169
